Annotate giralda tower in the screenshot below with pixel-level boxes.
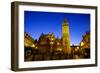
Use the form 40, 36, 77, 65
62, 17, 71, 54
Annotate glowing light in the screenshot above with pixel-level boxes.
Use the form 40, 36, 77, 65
80, 42, 84, 46
77, 46, 79, 49
31, 44, 35, 47
57, 48, 62, 51
35, 47, 38, 49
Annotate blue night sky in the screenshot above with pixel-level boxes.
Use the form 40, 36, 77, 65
24, 11, 90, 45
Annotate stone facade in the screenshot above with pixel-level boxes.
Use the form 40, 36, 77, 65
62, 17, 71, 54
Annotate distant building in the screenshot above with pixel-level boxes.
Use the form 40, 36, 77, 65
24, 32, 35, 47
80, 32, 90, 49
79, 32, 90, 58
62, 17, 71, 54
38, 33, 55, 54
24, 32, 38, 61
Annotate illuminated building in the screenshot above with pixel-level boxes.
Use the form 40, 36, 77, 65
24, 32, 35, 47
38, 33, 55, 54
80, 32, 90, 49
62, 17, 71, 54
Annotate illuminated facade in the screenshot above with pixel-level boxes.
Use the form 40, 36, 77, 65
38, 33, 55, 54
24, 32, 35, 47
80, 32, 90, 49
62, 17, 71, 54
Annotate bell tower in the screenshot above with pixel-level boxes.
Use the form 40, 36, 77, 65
62, 17, 71, 54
